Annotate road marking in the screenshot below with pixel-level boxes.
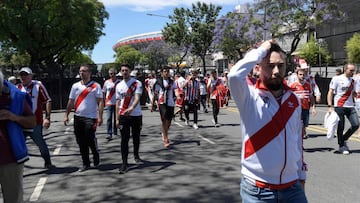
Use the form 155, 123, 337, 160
174, 122, 216, 144
307, 125, 360, 142
64, 127, 71, 135
53, 144, 62, 155
29, 177, 47, 202
197, 134, 216, 144
174, 121, 184, 127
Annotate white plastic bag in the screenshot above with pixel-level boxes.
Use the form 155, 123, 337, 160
324, 112, 339, 141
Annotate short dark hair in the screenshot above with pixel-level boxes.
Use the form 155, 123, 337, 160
161, 66, 171, 72
121, 64, 132, 70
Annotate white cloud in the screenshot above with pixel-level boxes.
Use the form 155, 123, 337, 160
100, 0, 243, 12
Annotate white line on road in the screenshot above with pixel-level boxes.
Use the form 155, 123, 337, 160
29, 177, 47, 202
64, 127, 71, 135
174, 121, 184, 127
175, 121, 216, 144
53, 144, 62, 155
197, 134, 216, 144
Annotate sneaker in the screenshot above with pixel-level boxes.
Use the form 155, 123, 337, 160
78, 165, 90, 172
211, 119, 216, 125
180, 117, 186, 122
119, 165, 128, 174
185, 120, 189, 126
44, 163, 56, 170
105, 134, 113, 140
215, 123, 220, 127
134, 158, 143, 165
193, 124, 199, 130
339, 146, 350, 155
204, 109, 208, 113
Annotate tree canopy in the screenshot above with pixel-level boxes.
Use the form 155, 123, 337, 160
163, 1, 221, 74
0, 0, 108, 68
346, 33, 360, 64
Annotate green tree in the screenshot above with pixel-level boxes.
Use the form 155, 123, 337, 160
0, 0, 108, 68
114, 45, 141, 68
297, 36, 330, 66
162, 7, 192, 73
346, 33, 360, 64
187, 2, 221, 74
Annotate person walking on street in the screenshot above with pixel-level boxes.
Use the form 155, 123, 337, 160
17, 67, 55, 169
228, 40, 307, 202
327, 63, 359, 155
290, 68, 316, 139
174, 71, 186, 121
151, 66, 177, 148
0, 70, 36, 203
64, 65, 104, 172
207, 70, 225, 127
103, 68, 121, 140
115, 64, 143, 174
183, 69, 200, 129
199, 75, 208, 113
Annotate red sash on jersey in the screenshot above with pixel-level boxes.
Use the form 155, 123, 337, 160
244, 93, 299, 159
337, 79, 354, 107
74, 82, 97, 112
119, 81, 137, 115
105, 80, 120, 106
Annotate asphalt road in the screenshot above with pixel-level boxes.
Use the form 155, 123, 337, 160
1, 101, 360, 203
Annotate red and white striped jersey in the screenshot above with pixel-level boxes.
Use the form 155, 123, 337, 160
18, 80, 51, 124
329, 75, 355, 107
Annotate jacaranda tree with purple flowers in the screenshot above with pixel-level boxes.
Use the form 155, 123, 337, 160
253, 0, 342, 55
213, 4, 263, 62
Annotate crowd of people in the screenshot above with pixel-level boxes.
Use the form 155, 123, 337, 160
2, 41, 360, 202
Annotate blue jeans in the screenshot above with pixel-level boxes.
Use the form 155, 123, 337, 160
240, 177, 307, 203
334, 107, 359, 147
105, 105, 117, 136
25, 124, 51, 165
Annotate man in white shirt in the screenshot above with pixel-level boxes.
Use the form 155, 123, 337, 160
102, 68, 121, 140
115, 64, 143, 174
327, 63, 359, 155
228, 40, 307, 202
64, 65, 103, 172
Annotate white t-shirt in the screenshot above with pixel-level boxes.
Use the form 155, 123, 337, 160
102, 78, 121, 106
69, 81, 103, 118
177, 76, 186, 90
329, 75, 355, 107
154, 79, 177, 107
115, 78, 142, 116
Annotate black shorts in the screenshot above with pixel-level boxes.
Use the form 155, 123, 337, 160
159, 104, 174, 121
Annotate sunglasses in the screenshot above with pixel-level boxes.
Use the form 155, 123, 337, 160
19, 73, 29, 76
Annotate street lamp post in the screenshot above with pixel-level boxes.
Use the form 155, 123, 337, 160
146, 13, 169, 18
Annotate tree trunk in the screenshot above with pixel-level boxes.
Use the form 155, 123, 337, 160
201, 55, 207, 75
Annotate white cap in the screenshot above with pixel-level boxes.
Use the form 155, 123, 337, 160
8, 76, 16, 81
19, 67, 33, 74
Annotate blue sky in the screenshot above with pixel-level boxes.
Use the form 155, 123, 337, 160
92, 0, 253, 64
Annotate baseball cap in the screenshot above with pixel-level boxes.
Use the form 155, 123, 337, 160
8, 76, 16, 81
19, 67, 33, 75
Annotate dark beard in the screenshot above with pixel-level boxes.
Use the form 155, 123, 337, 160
264, 78, 283, 91
266, 83, 282, 91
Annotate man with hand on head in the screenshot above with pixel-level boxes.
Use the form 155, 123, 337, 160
228, 40, 307, 202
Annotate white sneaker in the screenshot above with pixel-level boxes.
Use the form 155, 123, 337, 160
185, 120, 189, 126
211, 119, 216, 125
215, 123, 220, 127
339, 146, 350, 155
193, 124, 199, 130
